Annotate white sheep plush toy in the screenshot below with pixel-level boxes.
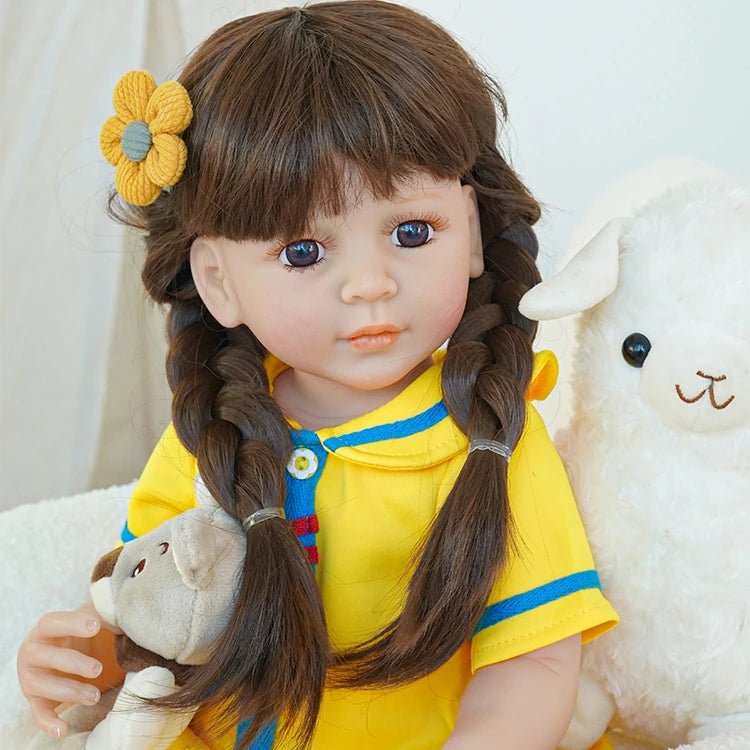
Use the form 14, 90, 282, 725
520, 180, 750, 750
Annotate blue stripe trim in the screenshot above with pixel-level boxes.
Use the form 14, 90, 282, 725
285, 430, 325, 574
473, 570, 602, 636
296, 532, 316, 548
292, 428, 320, 445
120, 521, 136, 544
324, 400, 449, 450
235, 718, 276, 749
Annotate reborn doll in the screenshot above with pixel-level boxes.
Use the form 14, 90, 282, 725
19, 3, 618, 747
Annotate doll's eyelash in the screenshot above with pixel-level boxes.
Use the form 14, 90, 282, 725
267, 235, 335, 256
386, 211, 450, 235
282, 255, 328, 274
267, 236, 334, 273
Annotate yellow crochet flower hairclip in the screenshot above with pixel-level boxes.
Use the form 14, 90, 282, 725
100, 70, 193, 206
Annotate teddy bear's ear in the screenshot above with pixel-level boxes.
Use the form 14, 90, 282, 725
172, 508, 241, 591
520, 218, 632, 320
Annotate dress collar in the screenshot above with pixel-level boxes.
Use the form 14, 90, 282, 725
265, 349, 557, 470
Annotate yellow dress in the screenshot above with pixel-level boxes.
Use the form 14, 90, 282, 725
123, 351, 618, 749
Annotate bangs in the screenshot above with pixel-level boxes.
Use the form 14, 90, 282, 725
174, 3, 498, 242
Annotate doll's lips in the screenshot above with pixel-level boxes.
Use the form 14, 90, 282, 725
347, 325, 402, 352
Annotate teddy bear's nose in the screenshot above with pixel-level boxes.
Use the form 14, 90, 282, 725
90, 546, 123, 582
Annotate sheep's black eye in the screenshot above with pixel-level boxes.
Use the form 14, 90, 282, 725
159, 542, 169, 555
131, 559, 146, 577
622, 333, 651, 367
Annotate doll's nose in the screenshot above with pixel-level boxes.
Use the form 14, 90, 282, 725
340, 255, 398, 303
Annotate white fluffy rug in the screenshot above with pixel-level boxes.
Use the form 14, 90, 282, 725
0, 483, 133, 748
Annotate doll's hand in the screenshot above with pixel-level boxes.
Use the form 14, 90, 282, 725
17, 600, 108, 738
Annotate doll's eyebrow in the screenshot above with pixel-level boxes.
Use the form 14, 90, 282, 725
394, 191, 446, 203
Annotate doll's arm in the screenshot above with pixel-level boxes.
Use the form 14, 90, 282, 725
442, 634, 582, 749
17, 599, 126, 738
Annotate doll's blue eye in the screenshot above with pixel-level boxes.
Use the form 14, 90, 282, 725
391, 221, 433, 248
280, 239, 326, 268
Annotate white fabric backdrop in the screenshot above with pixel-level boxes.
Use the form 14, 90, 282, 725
1, 0, 183, 509
2, 0, 749, 510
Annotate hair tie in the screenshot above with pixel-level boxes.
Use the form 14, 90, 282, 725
468, 439, 513, 461
100, 70, 193, 206
242, 507, 286, 531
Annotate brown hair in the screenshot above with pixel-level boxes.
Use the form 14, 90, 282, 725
113, 1, 541, 746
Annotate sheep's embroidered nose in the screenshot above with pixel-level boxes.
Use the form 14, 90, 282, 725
675, 371, 735, 410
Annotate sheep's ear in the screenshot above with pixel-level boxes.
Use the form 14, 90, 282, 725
519, 218, 631, 320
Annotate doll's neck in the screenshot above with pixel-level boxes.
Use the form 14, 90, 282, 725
273, 358, 433, 431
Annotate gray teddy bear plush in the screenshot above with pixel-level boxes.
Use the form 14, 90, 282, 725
30, 492, 246, 750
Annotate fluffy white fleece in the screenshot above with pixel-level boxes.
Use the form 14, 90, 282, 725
0, 483, 132, 748
522, 181, 750, 749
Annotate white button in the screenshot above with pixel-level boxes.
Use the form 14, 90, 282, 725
287, 448, 318, 479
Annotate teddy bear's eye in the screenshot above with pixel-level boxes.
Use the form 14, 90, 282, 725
159, 542, 169, 555
622, 333, 651, 368
131, 559, 146, 578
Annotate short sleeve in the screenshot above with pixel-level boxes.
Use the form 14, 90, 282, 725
121, 423, 198, 543
471, 404, 618, 671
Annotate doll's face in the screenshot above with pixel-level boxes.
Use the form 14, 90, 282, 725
191, 171, 483, 423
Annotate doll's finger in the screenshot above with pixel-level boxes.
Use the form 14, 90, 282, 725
34, 611, 100, 640
29, 697, 67, 738
22, 668, 101, 706
30, 642, 103, 679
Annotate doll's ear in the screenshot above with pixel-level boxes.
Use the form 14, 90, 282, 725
462, 184, 484, 278
190, 237, 241, 328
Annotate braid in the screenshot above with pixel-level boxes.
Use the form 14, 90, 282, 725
138, 234, 329, 748
330, 153, 541, 688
